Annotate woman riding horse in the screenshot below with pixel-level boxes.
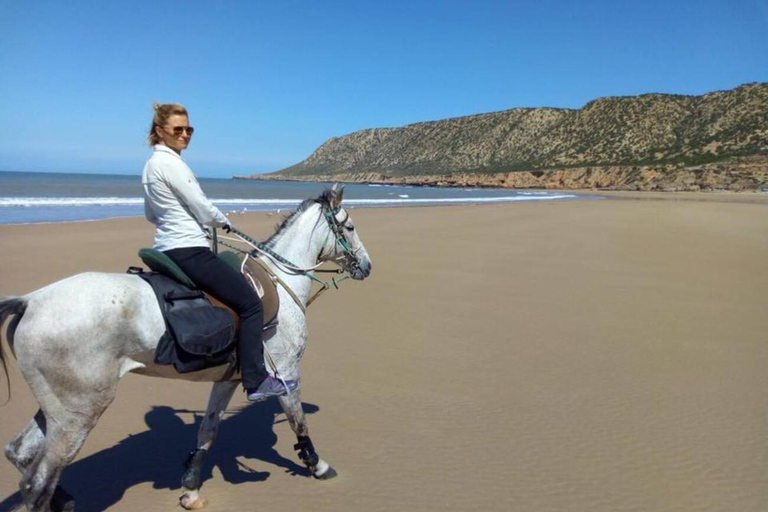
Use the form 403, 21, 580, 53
142, 102, 296, 402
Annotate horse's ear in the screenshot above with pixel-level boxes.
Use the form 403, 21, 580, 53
330, 184, 344, 210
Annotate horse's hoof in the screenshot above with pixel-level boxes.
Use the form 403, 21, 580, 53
51, 485, 75, 512
315, 466, 337, 480
180, 492, 208, 510
312, 460, 337, 480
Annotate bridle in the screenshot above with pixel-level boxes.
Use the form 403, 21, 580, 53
320, 205, 363, 275
213, 202, 361, 309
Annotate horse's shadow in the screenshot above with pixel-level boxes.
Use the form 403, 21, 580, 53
0, 401, 318, 512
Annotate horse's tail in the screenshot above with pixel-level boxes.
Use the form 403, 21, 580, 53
0, 296, 26, 405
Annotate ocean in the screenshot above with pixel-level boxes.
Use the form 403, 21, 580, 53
0, 170, 588, 224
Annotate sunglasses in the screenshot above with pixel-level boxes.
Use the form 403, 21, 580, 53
165, 125, 195, 136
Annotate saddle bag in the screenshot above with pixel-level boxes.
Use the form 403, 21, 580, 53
128, 268, 237, 373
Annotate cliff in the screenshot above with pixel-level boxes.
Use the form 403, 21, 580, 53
242, 83, 768, 191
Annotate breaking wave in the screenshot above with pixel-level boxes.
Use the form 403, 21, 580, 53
0, 194, 577, 208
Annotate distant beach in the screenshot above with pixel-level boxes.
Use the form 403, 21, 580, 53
0, 170, 587, 224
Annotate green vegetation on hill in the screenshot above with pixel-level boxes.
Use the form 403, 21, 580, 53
263, 83, 768, 178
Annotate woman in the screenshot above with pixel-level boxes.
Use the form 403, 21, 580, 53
141, 102, 296, 402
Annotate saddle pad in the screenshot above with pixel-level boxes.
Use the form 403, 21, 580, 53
137, 248, 280, 329
133, 271, 237, 374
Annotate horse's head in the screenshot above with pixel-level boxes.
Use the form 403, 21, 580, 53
316, 185, 372, 280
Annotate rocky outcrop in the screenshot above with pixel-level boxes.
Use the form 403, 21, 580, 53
241, 83, 768, 191
244, 156, 768, 192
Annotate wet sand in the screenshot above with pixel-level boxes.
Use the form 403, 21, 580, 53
2, 194, 768, 512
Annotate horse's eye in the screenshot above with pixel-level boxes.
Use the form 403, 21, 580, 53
345, 225, 355, 232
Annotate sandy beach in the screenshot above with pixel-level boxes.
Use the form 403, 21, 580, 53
2, 194, 768, 512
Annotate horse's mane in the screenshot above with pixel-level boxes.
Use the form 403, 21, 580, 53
264, 188, 335, 247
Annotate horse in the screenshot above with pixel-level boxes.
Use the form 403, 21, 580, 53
0, 186, 372, 512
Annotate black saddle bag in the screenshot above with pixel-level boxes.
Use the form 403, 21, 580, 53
129, 268, 237, 373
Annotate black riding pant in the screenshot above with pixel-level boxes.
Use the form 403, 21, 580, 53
164, 246, 266, 389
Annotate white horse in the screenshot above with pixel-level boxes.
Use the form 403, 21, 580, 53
0, 186, 372, 512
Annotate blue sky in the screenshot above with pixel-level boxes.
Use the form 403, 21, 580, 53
1, 0, 766, 178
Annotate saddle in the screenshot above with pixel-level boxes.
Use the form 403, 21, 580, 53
137, 248, 280, 329
131, 248, 281, 375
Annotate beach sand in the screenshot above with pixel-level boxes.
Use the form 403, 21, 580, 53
1, 194, 768, 512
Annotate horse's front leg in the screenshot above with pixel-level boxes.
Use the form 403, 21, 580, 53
179, 380, 239, 510
278, 390, 337, 480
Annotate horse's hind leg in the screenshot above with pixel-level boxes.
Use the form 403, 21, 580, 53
279, 391, 337, 479
14, 368, 117, 512
5, 410, 75, 512
179, 380, 238, 510
19, 392, 115, 512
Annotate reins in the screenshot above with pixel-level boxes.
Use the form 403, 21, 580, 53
208, 205, 355, 311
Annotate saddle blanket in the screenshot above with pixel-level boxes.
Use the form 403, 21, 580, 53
128, 268, 237, 374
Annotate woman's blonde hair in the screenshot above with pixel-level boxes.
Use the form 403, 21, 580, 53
147, 102, 188, 145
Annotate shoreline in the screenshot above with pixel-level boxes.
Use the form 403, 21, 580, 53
2, 189, 765, 227
0, 193, 588, 226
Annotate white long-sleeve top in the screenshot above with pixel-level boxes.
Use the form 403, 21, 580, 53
142, 144, 229, 251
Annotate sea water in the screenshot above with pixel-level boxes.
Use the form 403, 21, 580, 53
0, 171, 586, 224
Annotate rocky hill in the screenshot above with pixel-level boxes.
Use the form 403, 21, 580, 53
243, 83, 768, 191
